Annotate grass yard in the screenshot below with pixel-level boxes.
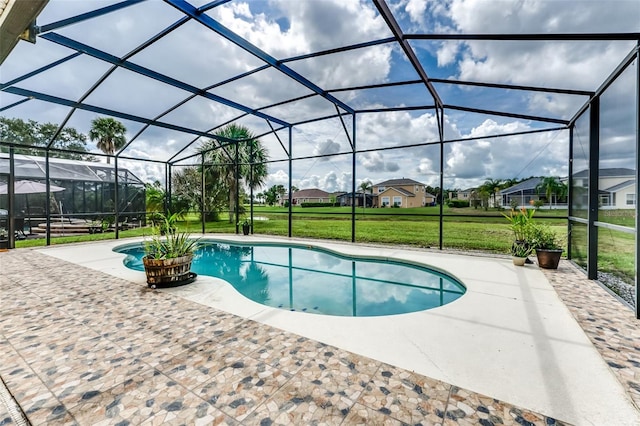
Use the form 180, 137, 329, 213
13, 205, 633, 286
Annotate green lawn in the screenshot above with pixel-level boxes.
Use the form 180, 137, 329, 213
14, 205, 633, 286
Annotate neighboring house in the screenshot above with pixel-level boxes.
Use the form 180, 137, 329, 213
291, 188, 332, 205
499, 177, 546, 207
449, 188, 475, 201
572, 168, 636, 208
372, 178, 435, 208
337, 192, 377, 207
500, 168, 636, 209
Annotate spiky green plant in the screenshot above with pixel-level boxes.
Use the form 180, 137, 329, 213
144, 213, 200, 259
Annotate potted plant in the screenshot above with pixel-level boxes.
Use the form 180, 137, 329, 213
510, 241, 533, 266
239, 218, 251, 235
503, 207, 535, 264
502, 207, 535, 243
529, 223, 564, 269
142, 213, 200, 288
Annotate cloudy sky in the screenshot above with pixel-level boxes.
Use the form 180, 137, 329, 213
1, 0, 639, 191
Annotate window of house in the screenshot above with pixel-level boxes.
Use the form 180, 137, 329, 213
378, 186, 385, 193
381, 196, 389, 207
393, 196, 402, 207
626, 194, 635, 206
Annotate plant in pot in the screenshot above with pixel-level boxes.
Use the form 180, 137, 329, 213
529, 223, 564, 269
142, 213, 200, 288
510, 241, 533, 266
238, 218, 251, 235
503, 207, 535, 264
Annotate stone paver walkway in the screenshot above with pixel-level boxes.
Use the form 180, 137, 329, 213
542, 263, 640, 411
0, 248, 574, 425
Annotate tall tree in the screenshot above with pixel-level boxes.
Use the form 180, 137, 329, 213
199, 124, 268, 224
264, 185, 280, 206
359, 180, 372, 209
0, 116, 94, 160
276, 184, 286, 205
88, 117, 127, 164
536, 176, 563, 209
145, 181, 166, 213
501, 178, 520, 189
481, 178, 503, 208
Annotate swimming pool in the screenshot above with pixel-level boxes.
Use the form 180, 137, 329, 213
114, 241, 466, 317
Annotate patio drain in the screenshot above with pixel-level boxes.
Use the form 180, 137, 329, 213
0, 376, 29, 426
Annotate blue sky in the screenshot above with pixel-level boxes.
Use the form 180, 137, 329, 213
1, 0, 639, 191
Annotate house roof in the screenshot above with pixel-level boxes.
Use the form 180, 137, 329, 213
379, 187, 415, 197
0, 152, 143, 184
603, 179, 635, 193
291, 188, 331, 199
337, 192, 376, 197
573, 168, 635, 178
499, 177, 544, 195
374, 178, 425, 187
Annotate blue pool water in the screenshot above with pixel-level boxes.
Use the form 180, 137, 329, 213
115, 241, 466, 317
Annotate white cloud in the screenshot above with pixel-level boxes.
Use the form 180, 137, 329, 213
436, 41, 461, 67
266, 169, 290, 189
360, 152, 384, 172
441, 0, 639, 118
313, 139, 341, 160
0, 0, 634, 194
405, 0, 428, 24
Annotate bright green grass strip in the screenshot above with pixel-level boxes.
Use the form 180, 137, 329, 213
13, 207, 633, 287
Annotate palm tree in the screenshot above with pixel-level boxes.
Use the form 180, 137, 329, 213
359, 180, 372, 209
536, 177, 562, 209
199, 124, 268, 224
276, 185, 286, 205
145, 181, 166, 213
480, 178, 503, 209
88, 117, 127, 164
501, 178, 520, 189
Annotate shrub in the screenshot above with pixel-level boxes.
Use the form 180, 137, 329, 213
447, 199, 470, 208
529, 223, 563, 250
300, 202, 339, 207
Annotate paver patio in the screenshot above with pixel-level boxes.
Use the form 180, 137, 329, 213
1, 237, 639, 425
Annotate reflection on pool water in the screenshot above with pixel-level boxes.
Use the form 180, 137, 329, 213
115, 241, 466, 317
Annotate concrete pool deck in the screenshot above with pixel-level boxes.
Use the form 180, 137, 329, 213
2, 235, 640, 425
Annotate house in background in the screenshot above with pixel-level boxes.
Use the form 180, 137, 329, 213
499, 177, 546, 207
449, 188, 476, 201
337, 192, 377, 207
290, 188, 332, 205
372, 178, 435, 208
499, 168, 636, 209
449, 188, 479, 206
572, 168, 636, 208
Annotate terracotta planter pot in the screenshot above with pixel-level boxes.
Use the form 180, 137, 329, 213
143, 254, 194, 288
535, 249, 563, 269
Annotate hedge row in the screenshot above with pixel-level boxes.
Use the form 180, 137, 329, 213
447, 199, 470, 208
300, 202, 340, 208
